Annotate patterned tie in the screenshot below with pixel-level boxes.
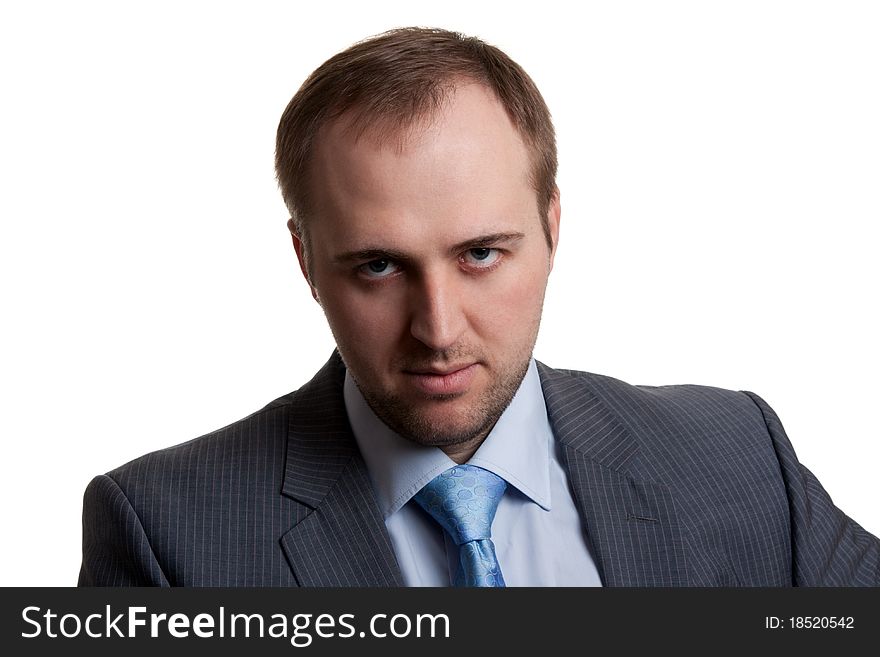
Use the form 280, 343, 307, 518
413, 464, 508, 587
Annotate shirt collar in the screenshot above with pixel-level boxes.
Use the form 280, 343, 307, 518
344, 359, 553, 519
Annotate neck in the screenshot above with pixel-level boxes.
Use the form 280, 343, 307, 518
439, 433, 487, 464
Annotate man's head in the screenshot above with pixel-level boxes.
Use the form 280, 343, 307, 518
276, 27, 558, 272
275, 27, 561, 457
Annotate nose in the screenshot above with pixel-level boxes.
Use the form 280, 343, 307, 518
408, 268, 466, 352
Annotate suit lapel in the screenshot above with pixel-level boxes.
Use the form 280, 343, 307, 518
538, 363, 690, 586
279, 353, 404, 586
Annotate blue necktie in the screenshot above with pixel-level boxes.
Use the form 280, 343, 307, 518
413, 464, 508, 587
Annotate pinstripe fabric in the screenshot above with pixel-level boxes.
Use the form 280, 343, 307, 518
743, 391, 880, 586
539, 364, 880, 586
79, 352, 880, 586
79, 353, 401, 587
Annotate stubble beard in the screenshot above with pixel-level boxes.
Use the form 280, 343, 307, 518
353, 351, 532, 448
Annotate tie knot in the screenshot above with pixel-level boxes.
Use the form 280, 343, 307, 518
413, 464, 507, 545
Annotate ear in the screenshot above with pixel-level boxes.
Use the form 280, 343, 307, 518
288, 218, 320, 304
546, 186, 561, 272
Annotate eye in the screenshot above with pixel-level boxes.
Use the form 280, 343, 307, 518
461, 247, 501, 268
359, 258, 400, 278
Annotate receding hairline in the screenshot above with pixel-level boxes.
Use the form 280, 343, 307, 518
328, 77, 523, 154
296, 76, 543, 232
275, 27, 558, 259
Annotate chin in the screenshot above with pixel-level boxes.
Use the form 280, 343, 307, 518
396, 407, 496, 448
354, 359, 526, 447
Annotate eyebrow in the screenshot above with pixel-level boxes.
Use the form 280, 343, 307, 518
332, 231, 526, 264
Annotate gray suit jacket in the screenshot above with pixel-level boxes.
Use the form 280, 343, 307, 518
79, 352, 880, 586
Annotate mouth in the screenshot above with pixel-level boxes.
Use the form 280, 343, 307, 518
402, 363, 478, 396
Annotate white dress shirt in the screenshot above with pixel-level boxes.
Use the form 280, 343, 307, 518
343, 358, 602, 586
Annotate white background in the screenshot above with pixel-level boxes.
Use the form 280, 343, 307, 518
1, 1, 877, 585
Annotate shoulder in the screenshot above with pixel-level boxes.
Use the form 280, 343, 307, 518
538, 360, 765, 423
536, 360, 776, 461
103, 352, 349, 484
537, 363, 797, 553
101, 391, 297, 497
96, 352, 348, 503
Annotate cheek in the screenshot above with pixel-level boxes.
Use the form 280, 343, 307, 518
320, 283, 406, 351
469, 266, 547, 338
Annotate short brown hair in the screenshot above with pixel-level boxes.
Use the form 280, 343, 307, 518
275, 27, 557, 251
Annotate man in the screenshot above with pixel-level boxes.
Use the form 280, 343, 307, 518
79, 27, 880, 587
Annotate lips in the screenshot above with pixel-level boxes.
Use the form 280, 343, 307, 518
403, 363, 478, 396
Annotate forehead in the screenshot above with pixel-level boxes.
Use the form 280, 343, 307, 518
307, 83, 538, 246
